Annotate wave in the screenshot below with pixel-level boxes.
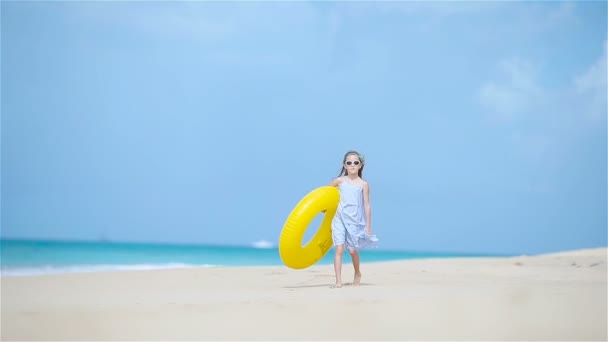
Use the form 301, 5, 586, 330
0, 263, 219, 277
251, 240, 275, 249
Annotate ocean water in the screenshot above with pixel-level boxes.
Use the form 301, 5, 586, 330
0, 239, 501, 276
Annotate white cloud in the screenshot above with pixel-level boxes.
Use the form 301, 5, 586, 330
479, 40, 607, 124
74, 2, 322, 41
478, 40, 606, 166
525, 1, 580, 34
545, 2, 578, 27
371, 1, 509, 17
70, 2, 325, 69
478, 59, 544, 122
134, 5, 237, 40
574, 40, 607, 121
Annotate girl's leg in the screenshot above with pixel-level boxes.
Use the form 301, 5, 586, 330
348, 249, 362, 286
334, 245, 345, 287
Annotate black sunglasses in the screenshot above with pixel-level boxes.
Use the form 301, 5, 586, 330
345, 160, 361, 166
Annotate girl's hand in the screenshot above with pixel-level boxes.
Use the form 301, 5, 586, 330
365, 227, 372, 235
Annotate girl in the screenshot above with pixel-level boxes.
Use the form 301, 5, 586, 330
328, 150, 378, 288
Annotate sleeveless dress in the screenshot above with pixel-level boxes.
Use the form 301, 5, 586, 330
331, 179, 379, 250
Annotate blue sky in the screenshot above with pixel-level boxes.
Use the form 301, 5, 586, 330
2, 1, 606, 255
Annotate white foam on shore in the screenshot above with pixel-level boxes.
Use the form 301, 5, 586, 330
0, 263, 219, 277
251, 239, 275, 248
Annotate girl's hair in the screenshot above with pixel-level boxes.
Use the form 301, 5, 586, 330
337, 150, 365, 178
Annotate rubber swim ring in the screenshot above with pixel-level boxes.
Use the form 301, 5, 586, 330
279, 186, 340, 269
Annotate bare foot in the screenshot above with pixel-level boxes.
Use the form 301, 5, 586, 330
331, 283, 343, 289
353, 273, 362, 286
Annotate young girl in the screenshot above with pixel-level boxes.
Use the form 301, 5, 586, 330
328, 150, 378, 288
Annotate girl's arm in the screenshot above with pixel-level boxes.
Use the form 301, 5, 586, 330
328, 176, 342, 187
322, 177, 342, 213
363, 182, 372, 234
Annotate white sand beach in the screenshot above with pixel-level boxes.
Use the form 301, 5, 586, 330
2, 248, 606, 341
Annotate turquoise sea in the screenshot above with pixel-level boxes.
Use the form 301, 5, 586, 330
0, 239, 504, 276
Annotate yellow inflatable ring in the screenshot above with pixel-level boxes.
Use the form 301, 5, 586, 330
279, 186, 340, 269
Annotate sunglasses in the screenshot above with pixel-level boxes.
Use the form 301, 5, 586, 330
345, 160, 361, 166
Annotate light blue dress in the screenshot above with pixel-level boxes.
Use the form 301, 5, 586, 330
331, 179, 379, 250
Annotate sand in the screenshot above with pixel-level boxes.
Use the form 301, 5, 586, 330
1, 248, 606, 341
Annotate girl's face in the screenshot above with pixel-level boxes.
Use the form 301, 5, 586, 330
344, 154, 362, 175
